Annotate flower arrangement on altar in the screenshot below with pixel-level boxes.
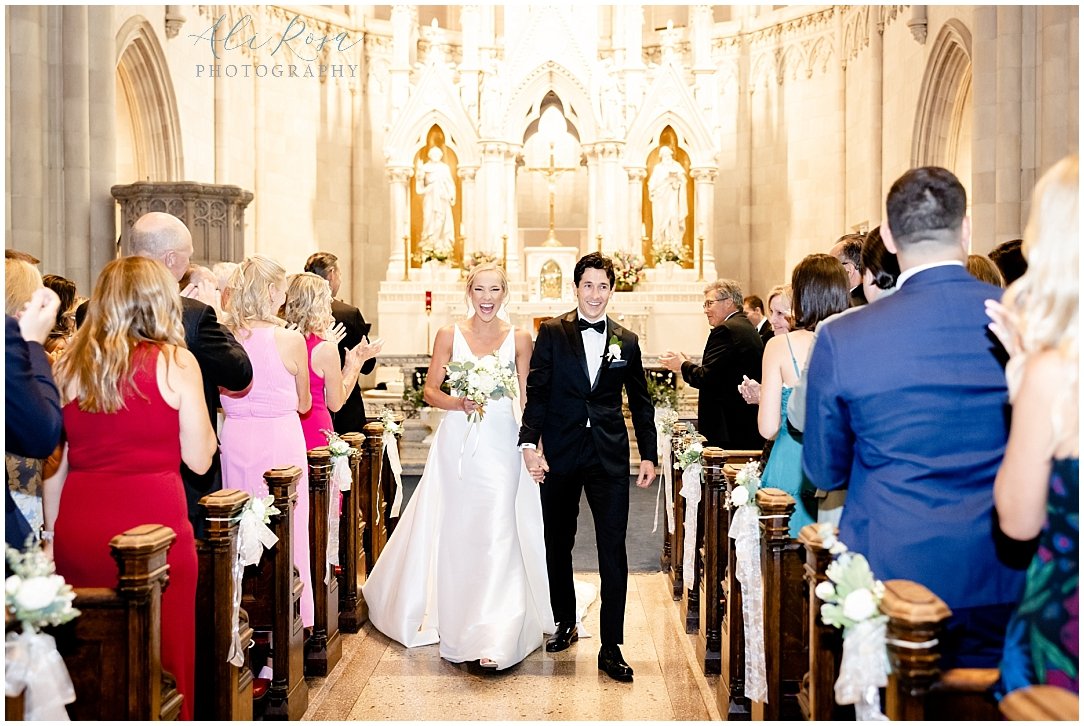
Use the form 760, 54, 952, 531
417, 240, 453, 265
651, 240, 686, 266
463, 250, 498, 273
728, 460, 762, 508
444, 354, 518, 423
612, 250, 645, 289
5, 545, 79, 632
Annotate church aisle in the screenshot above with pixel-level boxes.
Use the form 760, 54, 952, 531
303, 572, 721, 721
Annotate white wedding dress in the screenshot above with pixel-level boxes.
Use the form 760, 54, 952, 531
362, 324, 555, 669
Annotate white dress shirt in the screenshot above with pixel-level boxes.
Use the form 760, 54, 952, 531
579, 314, 607, 427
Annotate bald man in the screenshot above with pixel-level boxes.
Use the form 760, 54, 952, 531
128, 212, 253, 537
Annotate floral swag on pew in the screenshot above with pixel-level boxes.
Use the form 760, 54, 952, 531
727, 461, 768, 703
814, 524, 889, 721
652, 408, 680, 534
5, 542, 80, 720
673, 427, 705, 605
224, 494, 281, 667
377, 410, 404, 518
323, 430, 359, 583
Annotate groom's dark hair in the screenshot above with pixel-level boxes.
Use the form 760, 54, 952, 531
574, 252, 615, 287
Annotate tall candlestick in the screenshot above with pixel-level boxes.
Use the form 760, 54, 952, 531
501, 233, 508, 271
403, 234, 410, 281
697, 235, 705, 281
596, 233, 603, 255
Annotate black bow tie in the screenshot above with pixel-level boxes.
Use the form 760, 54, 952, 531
577, 319, 606, 334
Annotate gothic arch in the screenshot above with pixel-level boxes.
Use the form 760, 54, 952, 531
115, 16, 182, 181
624, 63, 716, 169
911, 20, 973, 171
503, 61, 597, 145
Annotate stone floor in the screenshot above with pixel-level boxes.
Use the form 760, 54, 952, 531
302, 572, 720, 721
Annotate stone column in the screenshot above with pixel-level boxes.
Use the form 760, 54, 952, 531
995, 6, 1023, 243
386, 167, 413, 279
7, 6, 46, 263
971, 6, 997, 249
88, 5, 116, 278
502, 144, 521, 274
869, 7, 884, 224
389, 4, 413, 119
691, 168, 718, 281
458, 166, 478, 255
459, 5, 481, 122
627, 167, 647, 256
63, 5, 92, 290
596, 142, 626, 254
478, 142, 508, 261
584, 144, 601, 252
623, 4, 645, 123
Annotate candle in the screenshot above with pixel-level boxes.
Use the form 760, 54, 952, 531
425, 290, 432, 311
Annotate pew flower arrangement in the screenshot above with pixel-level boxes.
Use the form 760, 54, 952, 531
5, 543, 79, 720
814, 524, 890, 721
322, 429, 357, 496
651, 406, 680, 535
444, 354, 518, 423
377, 409, 406, 518
656, 407, 679, 436
727, 460, 768, 702
379, 409, 403, 437
728, 460, 762, 509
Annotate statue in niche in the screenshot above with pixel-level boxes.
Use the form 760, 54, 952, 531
415, 147, 456, 256
593, 58, 623, 137
539, 259, 562, 299
648, 146, 688, 247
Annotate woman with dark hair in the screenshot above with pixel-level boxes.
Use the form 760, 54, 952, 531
41, 274, 77, 358
757, 253, 850, 536
860, 226, 902, 299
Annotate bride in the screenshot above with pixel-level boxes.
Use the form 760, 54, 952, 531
362, 263, 554, 669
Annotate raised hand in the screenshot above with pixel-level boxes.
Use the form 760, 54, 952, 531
737, 375, 761, 405
180, 279, 220, 309
18, 287, 61, 345
985, 299, 1021, 359
324, 322, 347, 346
355, 336, 384, 362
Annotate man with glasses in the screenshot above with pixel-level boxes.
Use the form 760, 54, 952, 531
830, 233, 868, 306
660, 279, 764, 449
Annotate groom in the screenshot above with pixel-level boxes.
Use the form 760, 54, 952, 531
519, 252, 657, 682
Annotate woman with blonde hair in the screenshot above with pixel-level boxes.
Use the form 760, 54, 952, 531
219, 255, 315, 628
45, 256, 216, 720
284, 272, 381, 450
363, 262, 553, 670
988, 154, 1078, 694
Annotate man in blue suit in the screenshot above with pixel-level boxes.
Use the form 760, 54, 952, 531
803, 167, 1026, 669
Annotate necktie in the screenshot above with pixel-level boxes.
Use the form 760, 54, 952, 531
577, 319, 606, 334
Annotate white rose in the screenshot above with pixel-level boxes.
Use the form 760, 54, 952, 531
6, 575, 22, 597
608, 343, 622, 360
472, 373, 496, 395
730, 486, 749, 507
689, 442, 703, 454
814, 581, 836, 601
841, 587, 878, 622
15, 575, 62, 612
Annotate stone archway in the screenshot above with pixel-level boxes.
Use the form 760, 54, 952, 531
911, 20, 973, 182
115, 17, 182, 182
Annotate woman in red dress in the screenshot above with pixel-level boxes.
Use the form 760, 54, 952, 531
44, 257, 217, 720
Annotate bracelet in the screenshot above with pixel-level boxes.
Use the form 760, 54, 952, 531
39, 529, 55, 542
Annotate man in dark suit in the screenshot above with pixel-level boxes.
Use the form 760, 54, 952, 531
660, 280, 764, 450
128, 213, 253, 538
743, 294, 773, 345
803, 167, 1026, 669
6, 288, 63, 550
304, 252, 378, 434
519, 252, 657, 682
830, 233, 868, 306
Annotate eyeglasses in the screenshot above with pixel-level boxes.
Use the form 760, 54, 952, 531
702, 298, 725, 310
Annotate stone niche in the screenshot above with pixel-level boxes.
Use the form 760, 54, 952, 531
111, 181, 254, 266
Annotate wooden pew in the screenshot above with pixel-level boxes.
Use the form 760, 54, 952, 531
305, 447, 343, 677
337, 431, 368, 632
667, 423, 689, 601
242, 467, 308, 720
1000, 685, 1079, 720
752, 488, 808, 720
362, 421, 389, 569
881, 579, 1000, 721
697, 449, 762, 676
53, 524, 183, 720
796, 523, 852, 721
195, 489, 254, 721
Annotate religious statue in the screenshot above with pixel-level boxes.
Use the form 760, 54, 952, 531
648, 146, 688, 246
415, 147, 456, 256
480, 62, 503, 135
593, 59, 623, 137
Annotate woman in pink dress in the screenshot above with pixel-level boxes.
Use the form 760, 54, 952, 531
46, 257, 217, 720
284, 272, 381, 450
219, 255, 315, 627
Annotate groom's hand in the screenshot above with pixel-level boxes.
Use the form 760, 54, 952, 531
635, 460, 656, 489
523, 448, 549, 483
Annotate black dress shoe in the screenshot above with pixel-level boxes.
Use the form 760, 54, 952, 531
598, 645, 633, 682
545, 622, 579, 652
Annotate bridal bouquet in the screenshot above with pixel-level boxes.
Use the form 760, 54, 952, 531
444, 354, 518, 423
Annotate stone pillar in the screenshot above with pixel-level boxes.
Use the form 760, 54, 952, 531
385, 167, 413, 279
459, 5, 481, 122
995, 6, 1023, 244
596, 142, 625, 254
869, 8, 884, 224
585, 145, 601, 252
88, 6, 116, 278
389, 4, 413, 119
503, 145, 521, 274
691, 168, 718, 281
623, 4, 645, 123
7, 7, 47, 265
63, 5, 92, 289
971, 6, 997, 249
458, 166, 478, 255
478, 143, 507, 261
627, 168, 647, 256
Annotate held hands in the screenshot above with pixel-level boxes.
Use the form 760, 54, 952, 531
18, 288, 61, 345
636, 460, 656, 489
658, 350, 686, 374
737, 375, 761, 405
523, 448, 549, 484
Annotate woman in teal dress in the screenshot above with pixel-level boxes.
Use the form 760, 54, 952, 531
758, 254, 851, 537
989, 154, 1078, 694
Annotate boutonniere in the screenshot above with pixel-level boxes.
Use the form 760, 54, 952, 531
603, 333, 626, 368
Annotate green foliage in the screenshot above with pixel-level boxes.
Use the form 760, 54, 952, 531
646, 375, 678, 410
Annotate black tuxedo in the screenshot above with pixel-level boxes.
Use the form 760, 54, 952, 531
519, 311, 657, 645
756, 319, 774, 346
330, 299, 377, 435
180, 297, 252, 536
680, 311, 764, 449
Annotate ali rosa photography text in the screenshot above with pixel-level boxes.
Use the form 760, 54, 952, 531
195, 64, 358, 79
189, 13, 361, 63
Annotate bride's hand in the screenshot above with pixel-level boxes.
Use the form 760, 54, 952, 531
460, 397, 480, 415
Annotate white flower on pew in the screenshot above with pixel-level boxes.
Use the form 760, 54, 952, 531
842, 588, 879, 622
5, 543, 79, 632
819, 552, 886, 632
657, 408, 679, 436
378, 408, 403, 437
727, 460, 762, 509
322, 429, 358, 457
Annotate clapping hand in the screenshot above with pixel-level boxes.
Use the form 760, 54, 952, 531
18, 288, 61, 345
180, 279, 220, 310
324, 322, 347, 346
985, 299, 1021, 358
355, 336, 384, 363
737, 375, 761, 405
658, 350, 686, 373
